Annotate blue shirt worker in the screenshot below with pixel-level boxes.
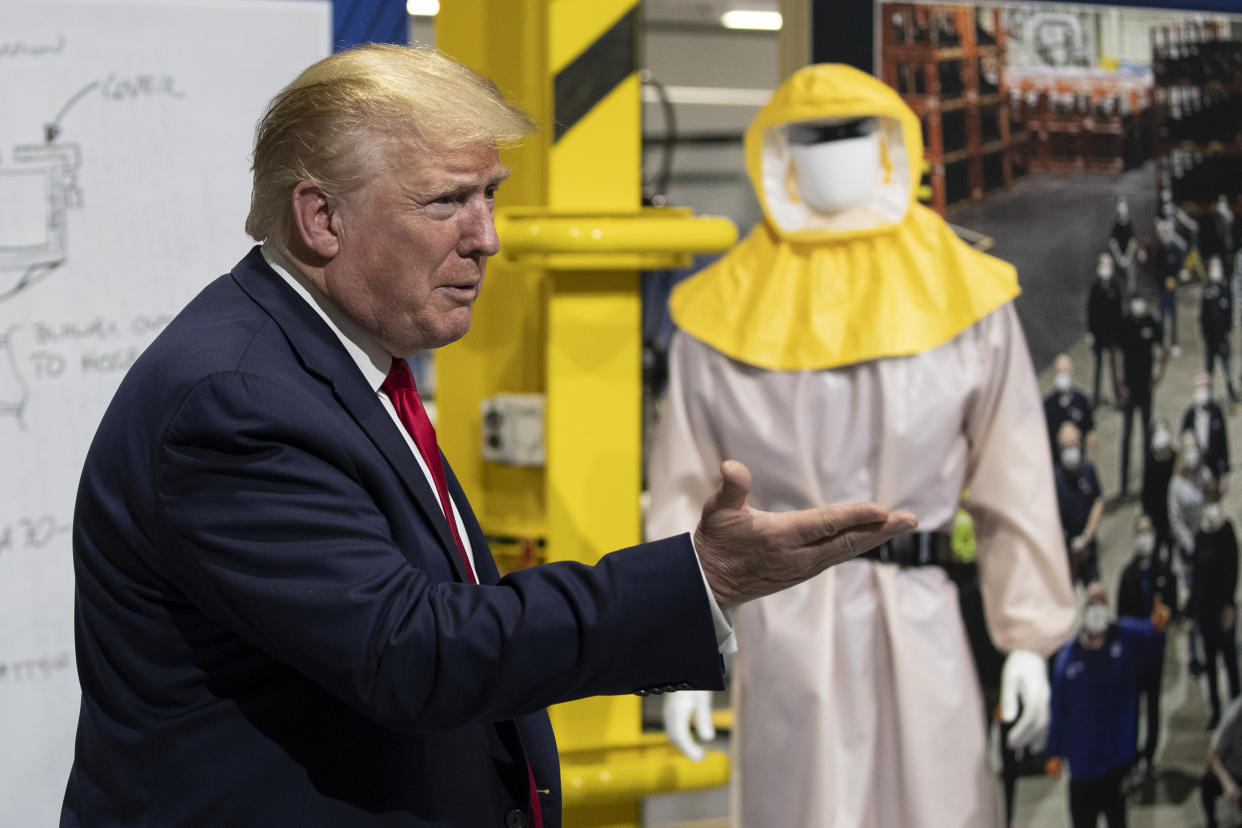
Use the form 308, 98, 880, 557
1055, 421, 1104, 586
1046, 582, 1169, 828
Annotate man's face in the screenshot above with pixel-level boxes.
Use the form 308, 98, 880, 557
319, 141, 508, 356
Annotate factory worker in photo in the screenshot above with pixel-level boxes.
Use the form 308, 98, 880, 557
646, 64, 1076, 828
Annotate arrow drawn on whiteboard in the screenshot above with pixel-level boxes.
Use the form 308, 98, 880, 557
44, 80, 99, 143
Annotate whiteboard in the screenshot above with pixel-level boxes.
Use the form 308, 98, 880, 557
0, 1, 330, 822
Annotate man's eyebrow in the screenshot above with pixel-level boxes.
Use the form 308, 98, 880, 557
422, 167, 513, 200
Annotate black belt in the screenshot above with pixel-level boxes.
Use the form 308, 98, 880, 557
861, 531, 951, 568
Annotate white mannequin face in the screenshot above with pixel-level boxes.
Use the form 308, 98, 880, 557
788, 119, 882, 215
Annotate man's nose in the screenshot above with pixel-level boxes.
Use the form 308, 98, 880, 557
460, 198, 500, 258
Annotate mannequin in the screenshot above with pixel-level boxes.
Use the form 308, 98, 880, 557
647, 65, 1075, 827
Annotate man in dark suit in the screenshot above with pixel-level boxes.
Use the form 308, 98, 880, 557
1182, 370, 1231, 491
59, 45, 914, 827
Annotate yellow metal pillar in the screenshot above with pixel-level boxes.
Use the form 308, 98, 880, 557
438, 3, 734, 826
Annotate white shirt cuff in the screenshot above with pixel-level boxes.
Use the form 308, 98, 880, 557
690, 534, 737, 655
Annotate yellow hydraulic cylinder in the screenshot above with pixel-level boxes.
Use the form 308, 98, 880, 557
437, 3, 736, 826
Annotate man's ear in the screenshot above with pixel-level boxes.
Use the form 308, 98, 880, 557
290, 181, 340, 260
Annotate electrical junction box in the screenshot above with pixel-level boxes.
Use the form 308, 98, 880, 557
480, 394, 545, 466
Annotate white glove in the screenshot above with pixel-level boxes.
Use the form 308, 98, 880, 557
1000, 649, 1050, 753
663, 690, 716, 761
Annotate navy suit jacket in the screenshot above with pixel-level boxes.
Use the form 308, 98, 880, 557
61, 248, 722, 826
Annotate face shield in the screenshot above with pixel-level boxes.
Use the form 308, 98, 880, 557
788, 118, 883, 215
754, 88, 914, 238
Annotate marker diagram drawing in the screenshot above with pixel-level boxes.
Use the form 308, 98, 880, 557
0, 80, 88, 425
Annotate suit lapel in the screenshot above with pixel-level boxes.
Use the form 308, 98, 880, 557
229, 248, 469, 583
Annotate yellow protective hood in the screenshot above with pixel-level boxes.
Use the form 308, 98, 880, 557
670, 64, 1019, 371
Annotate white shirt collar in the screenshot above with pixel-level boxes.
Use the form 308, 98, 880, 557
260, 243, 394, 392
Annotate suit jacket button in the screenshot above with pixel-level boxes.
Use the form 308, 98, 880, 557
505, 808, 528, 828
676, 682, 694, 690
635, 688, 649, 696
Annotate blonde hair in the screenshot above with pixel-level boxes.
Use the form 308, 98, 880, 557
245, 44, 535, 246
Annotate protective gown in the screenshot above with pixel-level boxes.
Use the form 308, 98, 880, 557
646, 65, 1076, 827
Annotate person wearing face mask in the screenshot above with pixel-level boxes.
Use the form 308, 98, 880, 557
1153, 218, 1188, 358
1142, 419, 1178, 563
1191, 483, 1241, 728
1055, 422, 1104, 587
1117, 513, 1178, 776
1171, 431, 1210, 678
646, 65, 1076, 827
1045, 354, 1097, 462
1109, 195, 1139, 294
1118, 293, 1168, 496
1181, 370, 1232, 491
1170, 431, 1209, 563
1045, 581, 1170, 828
1159, 186, 1204, 285
1200, 257, 1238, 403
1087, 253, 1125, 408
1207, 195, 1236, 281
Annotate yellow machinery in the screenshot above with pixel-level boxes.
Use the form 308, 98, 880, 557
437, 2, 736, 826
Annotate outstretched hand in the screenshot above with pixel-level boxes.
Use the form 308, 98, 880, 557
694, 460, 918, 609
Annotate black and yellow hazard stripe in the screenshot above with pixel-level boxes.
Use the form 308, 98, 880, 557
553, 6, 638, 141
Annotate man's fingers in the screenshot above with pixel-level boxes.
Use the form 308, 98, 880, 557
789, 502, 917, 549
712, 460, 752, 513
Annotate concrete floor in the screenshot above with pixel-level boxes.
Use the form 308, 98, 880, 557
642, 166, 1242, 827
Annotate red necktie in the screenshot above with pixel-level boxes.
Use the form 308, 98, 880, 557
381, 359, 544, 827
381, 358, 475, 584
